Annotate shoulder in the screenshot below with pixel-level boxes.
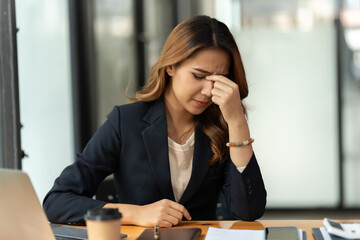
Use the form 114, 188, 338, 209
118, 100, 154, 113
107, 99, 162, 123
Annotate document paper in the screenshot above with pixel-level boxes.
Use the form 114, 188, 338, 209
205, 227, 264, 240
205, 227, 305, 240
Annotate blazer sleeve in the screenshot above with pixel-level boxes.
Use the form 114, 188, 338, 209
43, 107, 122, 224
222, 153, 267, 221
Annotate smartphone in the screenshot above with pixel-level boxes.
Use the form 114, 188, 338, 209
323, 218, 360, 239
264, 226, 299, 240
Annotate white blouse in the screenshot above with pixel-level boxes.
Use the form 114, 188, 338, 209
168, 132, 195, 202
168, 132, 246, 202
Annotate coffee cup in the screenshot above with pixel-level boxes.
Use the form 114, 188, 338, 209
85, 208, 122, 240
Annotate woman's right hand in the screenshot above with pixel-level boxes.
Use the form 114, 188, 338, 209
104, 199, 191, 227
135, 199, 191, 227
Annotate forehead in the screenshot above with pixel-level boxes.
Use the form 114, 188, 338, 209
183, 48, 230, 74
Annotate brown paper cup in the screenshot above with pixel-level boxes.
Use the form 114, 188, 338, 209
85, 208, 122, 240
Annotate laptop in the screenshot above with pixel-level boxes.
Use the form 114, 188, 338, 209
0, 169, 88, 240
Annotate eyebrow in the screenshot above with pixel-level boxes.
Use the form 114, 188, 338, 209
192, 68, 229, 77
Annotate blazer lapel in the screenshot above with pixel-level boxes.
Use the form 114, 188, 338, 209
142, 99, 175, 201
179, 126, 211, 205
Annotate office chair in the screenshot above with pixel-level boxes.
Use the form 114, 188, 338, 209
96, 175, 119, 203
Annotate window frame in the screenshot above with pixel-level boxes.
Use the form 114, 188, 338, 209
0, 0, 22, 169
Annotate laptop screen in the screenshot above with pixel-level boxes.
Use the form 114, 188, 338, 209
0, 169, 56, 240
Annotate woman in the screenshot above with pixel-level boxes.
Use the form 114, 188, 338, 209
43, 15, 266, 227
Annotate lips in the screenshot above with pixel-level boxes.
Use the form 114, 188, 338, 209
194, 99, 210, 106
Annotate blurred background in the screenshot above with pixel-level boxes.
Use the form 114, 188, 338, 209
1, 0, 360, 219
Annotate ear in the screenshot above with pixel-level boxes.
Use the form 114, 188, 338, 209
165, 65, 175, 77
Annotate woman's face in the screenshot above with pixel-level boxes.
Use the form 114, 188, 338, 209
165, 48, 230, 116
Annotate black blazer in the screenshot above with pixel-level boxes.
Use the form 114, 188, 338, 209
43, 97, 266, 224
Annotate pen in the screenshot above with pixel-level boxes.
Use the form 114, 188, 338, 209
154, 224, 160, 239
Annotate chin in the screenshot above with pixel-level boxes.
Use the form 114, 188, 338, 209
188, 107, 208, 116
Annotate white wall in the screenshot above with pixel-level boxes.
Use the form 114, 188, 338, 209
16, 0, 74, 203
240, 25, 339, 207
207, 0, 340, 207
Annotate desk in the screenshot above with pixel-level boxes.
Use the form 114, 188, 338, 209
120, 220, 360, 240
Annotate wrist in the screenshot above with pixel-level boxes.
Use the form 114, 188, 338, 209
103, 203, 139, 225
227, 114, 247, 128
228, 121, 248, 133
227, 119, 252, 146
123, 204, 141, 225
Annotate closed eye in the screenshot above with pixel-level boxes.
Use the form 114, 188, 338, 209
192, 73, 205, 80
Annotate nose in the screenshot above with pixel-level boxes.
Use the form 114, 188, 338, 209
201, 80, 213, 97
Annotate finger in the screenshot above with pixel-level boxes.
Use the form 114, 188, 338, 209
163, 213, 181, 226
211, 89, 233, 106
168, 202, 192, 221
159, 220, 173, 228
206, 75, 236, 86
182, 208, 192, 221
166, 207, 183, 220
213, 81, 233, 93
211, 87, 227, 98
211, 95, 224, 106
167, 201, 184, 211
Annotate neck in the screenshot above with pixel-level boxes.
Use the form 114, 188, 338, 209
166, 105, 194, 129
164, 86, 194, 127
164, 91, 195, 144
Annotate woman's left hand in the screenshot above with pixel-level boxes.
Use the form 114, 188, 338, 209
204, 75, 245, 125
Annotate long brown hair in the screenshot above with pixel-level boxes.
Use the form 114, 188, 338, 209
134, 15, 249, 165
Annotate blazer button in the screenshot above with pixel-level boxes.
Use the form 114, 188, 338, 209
245, 178, 251, 184
247, 189, 253, 195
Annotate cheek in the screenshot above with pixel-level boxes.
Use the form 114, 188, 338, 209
173, 76, 194, 91
172, 73, 203, 98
